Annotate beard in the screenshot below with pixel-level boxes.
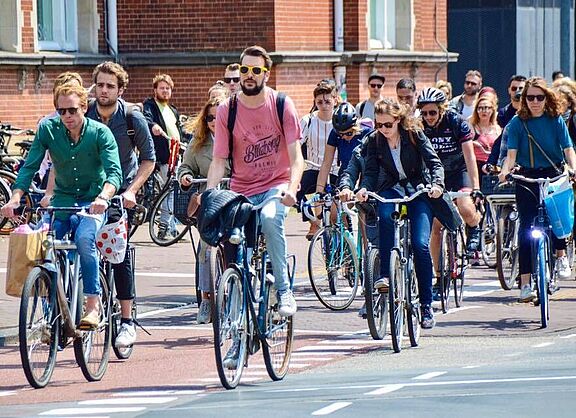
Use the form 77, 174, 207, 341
241, 80, 265, 96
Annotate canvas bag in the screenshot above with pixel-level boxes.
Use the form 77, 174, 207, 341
544, 176, 575, 239
96, 199, 128, 264
5, 224, 48, 297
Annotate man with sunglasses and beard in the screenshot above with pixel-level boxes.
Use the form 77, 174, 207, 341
207, 45, 304, 331
86, 61, 156, 349
497, 75, 527, 129
143, 73, 184, 239
356, 73, 386, 120
417, 88, 482, 295
449, 70, 483, 122
1, 84, 122, 328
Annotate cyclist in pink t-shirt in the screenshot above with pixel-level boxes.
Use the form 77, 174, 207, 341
207, 45, 304, 320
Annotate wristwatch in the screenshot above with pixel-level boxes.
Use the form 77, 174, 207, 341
96, 194, 110, 204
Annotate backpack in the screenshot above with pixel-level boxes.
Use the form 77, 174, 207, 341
358, 100, 366, 118
227, 92, 286, 173
88, 98, 138, 146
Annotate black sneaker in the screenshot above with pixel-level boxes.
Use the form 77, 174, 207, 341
466, 226, 481, 253
432, 279, 440, 302
421, 304, 435, 329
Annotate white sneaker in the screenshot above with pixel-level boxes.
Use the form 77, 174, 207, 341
278, 290, 297, 317
519, 285, 536, 303
115, 323, 136, 348
555, 256, 571, 280
197, 300, 212, 324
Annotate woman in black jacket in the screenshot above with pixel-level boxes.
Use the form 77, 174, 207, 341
354, 98, 458, 329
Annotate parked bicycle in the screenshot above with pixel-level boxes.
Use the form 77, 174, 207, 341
210, 195, 295, 390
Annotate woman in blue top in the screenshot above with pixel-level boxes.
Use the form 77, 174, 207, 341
500, 77, 576, 302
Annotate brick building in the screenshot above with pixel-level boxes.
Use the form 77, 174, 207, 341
0, 0, 456, 129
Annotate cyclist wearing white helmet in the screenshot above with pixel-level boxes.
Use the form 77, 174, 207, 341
417, 87, 482, 294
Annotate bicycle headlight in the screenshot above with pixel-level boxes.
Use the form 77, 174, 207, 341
531, 229, 543, 239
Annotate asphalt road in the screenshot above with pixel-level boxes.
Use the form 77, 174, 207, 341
1, 213, 576, 417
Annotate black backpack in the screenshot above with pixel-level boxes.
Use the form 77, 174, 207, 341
227, 92, 286, 173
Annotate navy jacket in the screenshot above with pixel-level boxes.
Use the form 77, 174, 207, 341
143, 98, 183, 164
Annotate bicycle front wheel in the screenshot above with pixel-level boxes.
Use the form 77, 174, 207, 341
534, 236, 551, 328
211, 267, 248, 390
496, 214, 519, 290
19, 267, 59, 388
262, 282, 294, 381
454, 227, 466, 308
439, 229, 454, 313
74, 271, 112, 381
480, 207, 497, 268
308, 227, 359, 310
389, 251, 405, 353
149, 185, 190, 246
405, 257, 421, 347
364, 248, 388, 340
112, 300, 137, 360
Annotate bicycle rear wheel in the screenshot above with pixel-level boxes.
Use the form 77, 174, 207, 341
364, 248, 388, 340
405, 257, 421, 347
454, 228, 466, 308
389, 251, 405, 353
19, 267, 59, 388
496, 213, 519, 290
308, 227, 359, 310
112, 300, 137, 360
480, 207, 497, 268
211, 267, 248, 389
262, 281, 294, 381
149, 185, 190, 246
0, 176, 11, 231
438, 229, 454, 313
74, 271, 112, 381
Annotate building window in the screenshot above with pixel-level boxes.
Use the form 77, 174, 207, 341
369, 0, 412, 50
37, 0, 78, 51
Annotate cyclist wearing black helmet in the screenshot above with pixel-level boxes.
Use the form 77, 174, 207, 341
416, 87, 482, 268
315, 102, 373, 194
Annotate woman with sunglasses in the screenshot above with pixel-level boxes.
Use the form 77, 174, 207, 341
469, 93, 502, 178
178, 97, 230, 324
499, 77, 576, 302
355, 98, 460, 329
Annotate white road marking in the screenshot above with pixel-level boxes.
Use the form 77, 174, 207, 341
0, 391, 16, 397
286, 357, 333, 362
292, 351, 344, 357
113, 390, 204, 397
412, 371, 448, 380
532, 342, 554, 348
320, 339, 387, 345
470, 280, 501, 287
365, 384, 405, 396
462, 365, 481, 369
463, 289, 497, 297
39, 407, 146, 415
296, 345, 355, 351
0, 268, 6, 273
135, 272, 194, 278
503, 352, 523, 357
311, 402, 352, 416
444, 306, 483, 315
79, 397, 177, 405
137, 304, 191, 319
560, 334, 576, 339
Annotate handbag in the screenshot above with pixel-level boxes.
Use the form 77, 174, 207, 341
521, 121, 563, 175
5, 224, 48, 297
96, 199, 128, 264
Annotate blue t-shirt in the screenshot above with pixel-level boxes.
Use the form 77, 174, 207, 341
327, 126, 372, 176
506, 114, 572, 169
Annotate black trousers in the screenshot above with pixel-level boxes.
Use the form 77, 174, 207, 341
111, 210, 135, 300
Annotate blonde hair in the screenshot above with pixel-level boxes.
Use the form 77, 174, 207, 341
435, 80, 453, 100
469, 96, 498, 126
54, 84, 88, 108
153, 74, 174, 89
374, 98, 423, 132
186, 98, 223, 153
53, 72, 83, 94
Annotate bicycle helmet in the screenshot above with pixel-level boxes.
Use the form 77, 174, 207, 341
417, 87, 446, 106
332, 102, 358, 131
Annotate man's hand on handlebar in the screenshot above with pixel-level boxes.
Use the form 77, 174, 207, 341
281, 190, 297, 207
355, 188, 368, 202
428, 185, 443, 199
339, 188, 354, 202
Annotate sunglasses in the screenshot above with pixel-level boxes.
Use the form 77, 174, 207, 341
315, 99, 333, 105
239, 65, 268, 76
223, 77, 240, 84
56, 107, 80, 116
206, 114, 216, 122
477, 106, 493, 112
375, 121, 395, 129
510, 85, 523, 92
339, 130, 355, 138
465, 80, 478, 86
526, 94, 546, 102
421, 110, 438, 117
370, 83, 383, 89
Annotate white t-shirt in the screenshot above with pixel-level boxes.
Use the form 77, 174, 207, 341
300, 113, 338, 175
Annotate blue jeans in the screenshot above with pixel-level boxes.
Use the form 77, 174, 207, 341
248, 187, 290, 294
159, 164, 176, 232
54, 208, 105, 297
377, 189, 435, 306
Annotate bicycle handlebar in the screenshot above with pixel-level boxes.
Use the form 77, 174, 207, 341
365, 186, 431, 205
506, 172, 568, 184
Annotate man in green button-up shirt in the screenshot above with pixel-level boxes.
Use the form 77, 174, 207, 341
1, 83, 122, 328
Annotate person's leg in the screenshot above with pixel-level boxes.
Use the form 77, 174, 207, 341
197, 240, 212, 323
516, 180, 539, 300
157, 164, 173, 235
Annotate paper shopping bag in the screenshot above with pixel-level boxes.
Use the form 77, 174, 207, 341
5, 225, 47, 297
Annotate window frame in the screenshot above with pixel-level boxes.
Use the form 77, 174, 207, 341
37, 0, 78, 52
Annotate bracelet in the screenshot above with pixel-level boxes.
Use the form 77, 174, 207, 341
96, 194, 110, 203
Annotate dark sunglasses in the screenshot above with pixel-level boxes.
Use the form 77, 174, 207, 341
339, 130, 355, 138
477, 106, 493, 112
205, 114, 216, 122
223, 77, 240, 84
421, 110, 438, 117
370, 83, 383, 89
56, 107, 80, 116
375, 121, 395, 129
526, 94, 546, 102
315, 99, 333, 105
465, 80, 478, 86
510, 86, 523, 92
239, 65, 268, 76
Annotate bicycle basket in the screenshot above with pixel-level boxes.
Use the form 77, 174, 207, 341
544, 177, 574, 239
173, 180, 198, 226
481, 175, 515, 195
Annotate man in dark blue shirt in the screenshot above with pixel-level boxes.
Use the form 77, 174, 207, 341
497, 75, 526, 128
87, 61, 156, 349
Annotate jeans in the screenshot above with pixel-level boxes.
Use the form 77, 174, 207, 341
158, 164, 176, 232
248, 187, 290, 294
377, 189, 435, 306
53, 208, 105, 297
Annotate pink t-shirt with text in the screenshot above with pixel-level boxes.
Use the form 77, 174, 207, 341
213, 88, 301, 197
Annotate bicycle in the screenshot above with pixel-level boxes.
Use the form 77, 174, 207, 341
507, 171, 570, 328
17, 206, 112, 388
436, 191, 470, 314
302, 192, 360, 311
210, 195, 295, 390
